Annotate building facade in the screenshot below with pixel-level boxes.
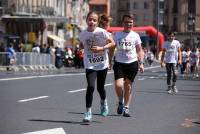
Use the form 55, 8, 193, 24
0, 0, 89, 49
89, 0, 110, 15
107, 0, 157, 27
164, 0, 200, 33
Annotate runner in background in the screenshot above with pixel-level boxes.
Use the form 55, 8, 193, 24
98, 14, 114, 69
190, 46, 199, 78
161, 32, 182, 94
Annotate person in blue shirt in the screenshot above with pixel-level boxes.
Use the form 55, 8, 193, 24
6, 43, 16, 71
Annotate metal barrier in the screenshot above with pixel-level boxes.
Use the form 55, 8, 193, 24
0, 52, 57, 71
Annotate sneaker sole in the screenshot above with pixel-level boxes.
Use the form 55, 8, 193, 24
101, 111, 109, 116
123, 114, 131, 117
123, 112, 131, 117
83, 119, 91, 122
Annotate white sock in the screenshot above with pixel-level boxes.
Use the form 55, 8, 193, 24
86, 108, 92, 113
101, 99, 107, 105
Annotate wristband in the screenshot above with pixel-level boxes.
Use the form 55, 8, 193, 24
138, 61, 144, 65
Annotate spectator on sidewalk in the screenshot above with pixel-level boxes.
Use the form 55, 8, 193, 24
6, 43, 16, 71
32, 43, 40, 53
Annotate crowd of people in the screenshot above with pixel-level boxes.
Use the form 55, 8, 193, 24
0, 40, 85, 69
180, 46, 199, 79
0, 10, 199, 123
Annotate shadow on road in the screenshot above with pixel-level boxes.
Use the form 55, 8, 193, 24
68, 111, 120, 117
28, 119, 102, 125
136, 89, 200, 99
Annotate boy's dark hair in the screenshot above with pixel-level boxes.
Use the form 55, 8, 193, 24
168, 31, 175, 35
122, 14, 134, 21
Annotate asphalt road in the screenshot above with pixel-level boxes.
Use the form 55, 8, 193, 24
0, 66, 200, 134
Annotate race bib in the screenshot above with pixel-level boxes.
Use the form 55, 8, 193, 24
87, 53, 104, 65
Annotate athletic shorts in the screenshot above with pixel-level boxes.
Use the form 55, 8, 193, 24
113, 61, 138, 82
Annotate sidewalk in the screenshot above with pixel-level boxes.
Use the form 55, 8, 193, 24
0, 66, 85, 79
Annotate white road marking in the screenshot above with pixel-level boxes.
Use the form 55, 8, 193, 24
0, 66, 160, 82
68, 88, 86, 93
0, 73, 85, 82
22, 127, 66, 134
144, 65, 160, 70
18, 96, 49, 103
68, 83, 113, 93
149, 76, 158, 79
138, 77, 145, 80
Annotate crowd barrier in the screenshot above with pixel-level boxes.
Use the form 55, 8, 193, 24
0, 52, 57, 71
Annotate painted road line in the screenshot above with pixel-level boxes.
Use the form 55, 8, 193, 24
0, 73, 85, 82
68, 88, 86, 93
149, 76, 159, 79
144, 65, 160, 70
18, 96, 49, 103
22, 127, 66, 134
0, 66, 160, 82
68, 83, 113, 93
138, 77, 145, 80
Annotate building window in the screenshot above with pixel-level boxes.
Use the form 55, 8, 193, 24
91, 5, 105, 13
118, 1, 127, 11
159, 1, 164, 9
172, 17, 178, 31
172, 0, 178, 13
133, 2, 138, 9
126, 2, 130, 10
188, 0, 196, 14
144, 2, 149, 9
159, 13, 164, 25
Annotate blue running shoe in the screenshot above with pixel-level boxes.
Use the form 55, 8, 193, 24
100, 103, 109, 116
83, 112, 92, 122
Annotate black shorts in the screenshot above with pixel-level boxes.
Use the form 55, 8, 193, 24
113, 61, 138, 82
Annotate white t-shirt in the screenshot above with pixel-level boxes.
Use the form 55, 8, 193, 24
182, 50, 187, 63
163, 40, 181, 63
79, 27, 110, 70
32, 46, 40, 53
190, 50, 199, 64
147, 51, 154, 60
113, 31, 142, 63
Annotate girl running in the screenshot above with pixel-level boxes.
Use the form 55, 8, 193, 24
79, 11, 115, 122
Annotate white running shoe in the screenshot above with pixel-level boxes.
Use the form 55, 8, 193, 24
167, 86, 173, 94
83, 112, 92, 122
167, 89, 173, 94
172, 86, 178, 93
